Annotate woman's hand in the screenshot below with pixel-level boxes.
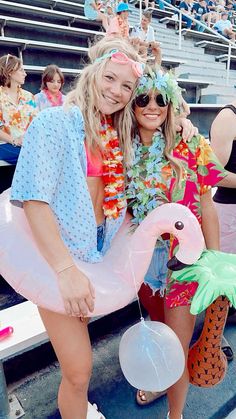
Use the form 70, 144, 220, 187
58, 265, 95, 317
176, 117, 198, 142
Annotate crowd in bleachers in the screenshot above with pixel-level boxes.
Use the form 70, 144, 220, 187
90, 0, 236, 38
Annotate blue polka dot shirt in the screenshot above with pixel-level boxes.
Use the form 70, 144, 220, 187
11, 106, 125, 262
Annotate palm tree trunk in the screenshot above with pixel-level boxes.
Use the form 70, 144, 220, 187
188, 296, 229, 387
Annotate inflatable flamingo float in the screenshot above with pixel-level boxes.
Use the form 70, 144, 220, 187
1, 189, 236, 389
0, 189, 204, 316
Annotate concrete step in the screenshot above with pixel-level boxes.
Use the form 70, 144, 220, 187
176, 66, 230, 80
161, 48, 218, 62
200, 93, 236, 104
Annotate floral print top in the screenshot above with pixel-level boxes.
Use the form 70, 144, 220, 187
0, 86, 37, 145
127, 132, 227, 308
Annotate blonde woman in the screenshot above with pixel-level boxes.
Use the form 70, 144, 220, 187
9, 37, 144, 419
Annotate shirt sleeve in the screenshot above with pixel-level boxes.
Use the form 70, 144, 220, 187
196, 135, 227, 195
11, 106, 84, 206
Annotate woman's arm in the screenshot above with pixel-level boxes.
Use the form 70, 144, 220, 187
210, 107, 236, 166
200, 190, 220, 250
23, 200, 95, 317
0, 127, 15, 145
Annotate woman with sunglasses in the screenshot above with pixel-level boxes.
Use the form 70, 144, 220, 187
7, 37, 144, 419
126, 66, 228, 419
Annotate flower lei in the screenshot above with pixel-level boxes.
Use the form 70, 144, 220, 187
136, 69, 182, 112
43, 89, 63, 107
126, 130, 171, 226
100, 116, 126, 219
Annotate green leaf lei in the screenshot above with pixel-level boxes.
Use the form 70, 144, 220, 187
126, 131, 171, 226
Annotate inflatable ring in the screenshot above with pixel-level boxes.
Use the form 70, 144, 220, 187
0, 189, 205, 316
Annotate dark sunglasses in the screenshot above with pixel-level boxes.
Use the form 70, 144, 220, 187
135, 93, 169, 108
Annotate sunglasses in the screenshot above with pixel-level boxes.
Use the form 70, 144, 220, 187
135, 93, 169, 108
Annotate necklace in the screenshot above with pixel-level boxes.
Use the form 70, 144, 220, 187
43, 89, 63, 107
126, 130, 171, 225
100, 116, 126, 219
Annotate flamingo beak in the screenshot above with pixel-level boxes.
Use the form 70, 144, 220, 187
167, 256, 191, 271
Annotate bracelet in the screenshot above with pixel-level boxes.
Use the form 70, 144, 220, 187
11, 138, 17, 147
56, 263, 75, 275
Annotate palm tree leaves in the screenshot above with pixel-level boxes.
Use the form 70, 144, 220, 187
171, 250, 236, 315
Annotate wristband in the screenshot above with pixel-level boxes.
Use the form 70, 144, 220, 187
56, 263, 75, 275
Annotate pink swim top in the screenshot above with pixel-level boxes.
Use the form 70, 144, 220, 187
85, 143, 103, 177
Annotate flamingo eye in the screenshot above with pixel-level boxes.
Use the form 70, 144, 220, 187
175, 221, 184, 230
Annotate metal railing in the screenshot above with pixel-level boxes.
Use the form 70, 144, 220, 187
138, 0, 235, 85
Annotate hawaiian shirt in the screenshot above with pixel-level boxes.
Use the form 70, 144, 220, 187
128, 133, 227, 308
0, 86, 37, 144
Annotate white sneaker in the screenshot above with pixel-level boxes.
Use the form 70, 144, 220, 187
166, 413, 183, 419
87, 402, 106, 419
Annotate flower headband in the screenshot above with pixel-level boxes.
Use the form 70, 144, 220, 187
95, 49, 144, 78
135, 69, 182, 111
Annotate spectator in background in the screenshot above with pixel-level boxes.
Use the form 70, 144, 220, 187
192, 0, 208, 31
35, 65, 65, 112
106, 2, 130, 37
130, 11, 162, 64
178, 0, 194, 29
214, 11, 236, 41
205, 0, 219, 27
0, 54, 37, 165
225, 0, 234, 20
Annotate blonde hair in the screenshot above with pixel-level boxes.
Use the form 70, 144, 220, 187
64, 37, 143, 168
0, 54, 22, 87
162, 105, 183, 187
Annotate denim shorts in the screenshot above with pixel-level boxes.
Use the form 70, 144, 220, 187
144, 240, 169, 295
97, 219, 106, 252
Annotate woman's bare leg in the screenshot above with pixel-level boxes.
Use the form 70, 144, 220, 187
164, 304, 196, 419
38, 308, 92, 419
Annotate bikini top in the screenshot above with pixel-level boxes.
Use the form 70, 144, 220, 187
85, 142, 103, 177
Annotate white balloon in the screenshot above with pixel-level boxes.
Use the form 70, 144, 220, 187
119, 320, 185, 391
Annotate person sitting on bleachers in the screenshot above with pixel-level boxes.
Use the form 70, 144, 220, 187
35, 65, 65, 112
205, 0, 219, 27
130, 11, 162, 64
0, 54, 37, 165
106, 2, 130, 37
192, 0, 208, 31
179, 0, 195, 29
225, 0, 234, 20
213, 11, 236, 41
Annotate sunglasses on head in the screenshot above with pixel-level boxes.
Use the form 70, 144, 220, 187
135, 93, 169, 108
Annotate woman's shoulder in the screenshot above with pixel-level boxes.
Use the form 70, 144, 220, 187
32, 105, 84, 136
20, 88, 35, 101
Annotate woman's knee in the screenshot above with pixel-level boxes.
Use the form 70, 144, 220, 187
62, 364, 92, 393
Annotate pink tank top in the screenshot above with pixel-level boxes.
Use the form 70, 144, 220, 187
85, 143, 103, 177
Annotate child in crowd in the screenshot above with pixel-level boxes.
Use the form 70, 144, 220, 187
35, 65, 65, 111
106, 2, 130, 37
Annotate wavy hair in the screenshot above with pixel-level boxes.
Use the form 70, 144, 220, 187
0, 54, 21, 87
64, 37, 143, 169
